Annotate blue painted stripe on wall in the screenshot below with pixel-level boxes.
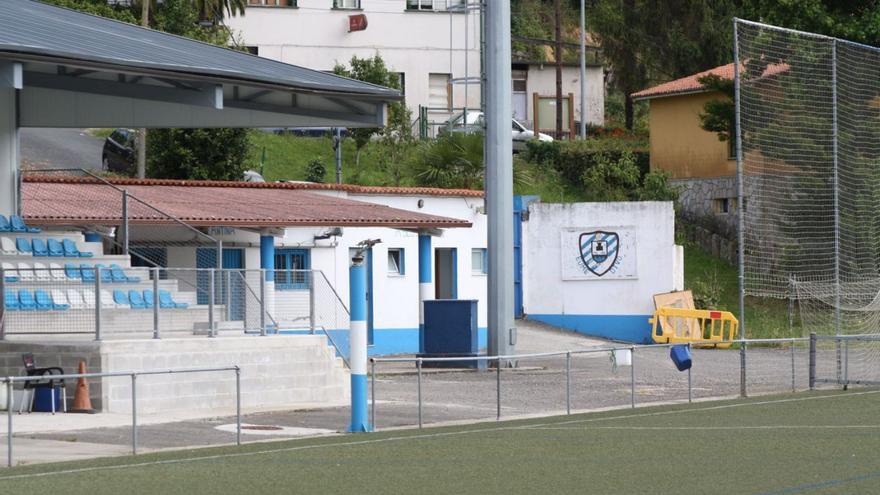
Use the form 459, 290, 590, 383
281, 327, 488, 357
259, 235, 275, 282
528, 314, 653, 344
349, 263, 366, 321
418, 234, 432, 283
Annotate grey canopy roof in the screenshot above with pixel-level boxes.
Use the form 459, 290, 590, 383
0, 0, 400, 100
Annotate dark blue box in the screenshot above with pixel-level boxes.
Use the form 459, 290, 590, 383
32, 386, 63, 412
421, 299, 481, 368
670, 345, 692, 371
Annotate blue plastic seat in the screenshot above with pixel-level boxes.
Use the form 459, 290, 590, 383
34, 290, 55, 311
10, 215, 40, 233
0, 215, 10, 232
64, 263, 81, 279
113, 289, 129, 307
143, 289, 155, 309
47, 239, 64, 257
80, 264, 96, 283
62, 239, 92, 258
31, 238, 48, 257
18, 290, 36, 311
110, 264, 140, 283
94, 264, 112, 283
158, 290, 188, 309
4, 290, 19, 310
128, 289, 146, 309
16, 237, 31, 254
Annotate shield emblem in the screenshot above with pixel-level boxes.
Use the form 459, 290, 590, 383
579, 231, 619, 277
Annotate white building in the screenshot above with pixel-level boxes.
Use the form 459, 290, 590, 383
227, 1, 604, 131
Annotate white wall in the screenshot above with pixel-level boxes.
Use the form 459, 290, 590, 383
523, 201, 680, 343
523, 64, 604, 128
225, 1, 482, 117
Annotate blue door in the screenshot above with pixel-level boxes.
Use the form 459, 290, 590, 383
514, 196, 540, 318
196, 248, 243, 310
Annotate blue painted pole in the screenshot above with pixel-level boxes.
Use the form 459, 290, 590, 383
418, 234, 433, 354
260, 232, 275, 334
348, 254, 370, 432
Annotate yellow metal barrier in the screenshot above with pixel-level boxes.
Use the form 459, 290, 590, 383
648, 307, 739, 348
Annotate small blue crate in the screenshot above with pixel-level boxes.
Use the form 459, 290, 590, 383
670, 344, 692, 371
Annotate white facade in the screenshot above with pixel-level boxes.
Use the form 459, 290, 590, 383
522, 201, 683, 343
226, 2, 605, 129
227, 0, 482, 122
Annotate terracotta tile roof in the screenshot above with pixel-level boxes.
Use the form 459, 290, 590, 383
22, 176, 473, 228
632, 62, 788, 100
21, 175, 484, 198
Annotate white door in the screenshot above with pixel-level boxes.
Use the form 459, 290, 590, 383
512, 78, 528, 123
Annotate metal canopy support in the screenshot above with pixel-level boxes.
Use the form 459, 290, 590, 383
24, 71, 223, 109
0, 62, 22, 89
485, 0, 515, 362
0, 84, 18, 216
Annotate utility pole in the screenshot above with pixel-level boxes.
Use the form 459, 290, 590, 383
334, 128, 342, 184
579, 0, 587, 139
486, 0, 515, 363
554, 0, 563, 140
137, 0, 149, 179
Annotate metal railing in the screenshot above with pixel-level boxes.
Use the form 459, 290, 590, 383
3, 365, 241, 468
369, 337, 830, 431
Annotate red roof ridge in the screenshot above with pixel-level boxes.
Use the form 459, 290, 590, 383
22, 175, 484, 198
632, 61, 789, 100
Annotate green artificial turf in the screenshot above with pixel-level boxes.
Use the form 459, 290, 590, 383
2, 390, 879, 494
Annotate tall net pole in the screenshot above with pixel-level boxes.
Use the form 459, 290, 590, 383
733, 18, 746, 340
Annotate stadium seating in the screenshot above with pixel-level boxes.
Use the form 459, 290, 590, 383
1, 237, 16, 255
62, 239, 93, 258
16, 237, 31, 254
2, 262, 18, 282
80, 264, 95, 283
10, 215, 40, 233
31, 238, 48, 257
49, 262, 66, 281
33, 262, 51, 281
113, 289, 130, 308
17, 263, 34, 281
66, 289, 85, 310
4, 290, 18, 310
159, 290, 189, 309
0, 215, 10, 232
128, 289, 147, 309
94, 264, 112, 283
110, 264, 140, 283
143, 289, 155, 309
18, 290, 37, 311
47, 239, 64, 257
64, 263, 81, 280
51, 289, 69, 309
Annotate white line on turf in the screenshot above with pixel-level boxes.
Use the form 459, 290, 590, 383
527, 425, 880, 431
1, 390, 877, 482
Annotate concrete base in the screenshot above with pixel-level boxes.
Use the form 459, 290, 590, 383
0, 335, 349, 414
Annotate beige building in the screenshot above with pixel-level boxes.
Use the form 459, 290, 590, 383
633, 63, 739, 239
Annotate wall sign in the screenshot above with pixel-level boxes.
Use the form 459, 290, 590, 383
348, 14, 368, 32
561, 227, 638, 280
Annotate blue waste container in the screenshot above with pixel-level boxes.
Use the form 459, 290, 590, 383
420, 299, 482, 368
670, 344, 692, 371
32, 386, 64, 412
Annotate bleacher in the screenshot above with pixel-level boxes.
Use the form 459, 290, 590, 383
0, 214, 226, 337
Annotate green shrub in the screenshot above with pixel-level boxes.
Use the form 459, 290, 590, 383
581, 152, 641, 202
147, 128, 250, 181
692, 269, 723, 309
305, 159, 327, 183
639, 170, 679, 202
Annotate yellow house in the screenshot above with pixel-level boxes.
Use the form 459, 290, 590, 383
633, 64, 739, 228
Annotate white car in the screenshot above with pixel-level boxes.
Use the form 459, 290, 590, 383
444, 111, 554, 152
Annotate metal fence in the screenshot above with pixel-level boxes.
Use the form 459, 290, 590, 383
368, 334, 874, 431
0, 267, 351, 363
3, 365, 241, 468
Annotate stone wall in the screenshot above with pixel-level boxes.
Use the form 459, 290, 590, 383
674, 176, 739, 265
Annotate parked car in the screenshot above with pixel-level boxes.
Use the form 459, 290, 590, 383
443, 111, 553, 152
102, 128, 136, 173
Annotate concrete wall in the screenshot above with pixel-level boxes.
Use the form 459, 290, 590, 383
648, 91, 734, 179
523, 64, 604, 128
225, 0, 482, 116
522, 201, 681, 343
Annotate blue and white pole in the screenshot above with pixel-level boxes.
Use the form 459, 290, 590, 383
418, 234, 433, 354
260, 231, 275, 334
348, 251, 370, 432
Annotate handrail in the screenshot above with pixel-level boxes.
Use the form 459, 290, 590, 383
314, 325, 350, 369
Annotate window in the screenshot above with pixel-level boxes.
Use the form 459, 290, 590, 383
407, 0, 464, 10
334, 0, 360, 8
428, 73, 452, 110
245, 46, 259, 55
275, 249, 310, 289
387, 248, 405, 276
248, 0, 296, 6
713, 198, 737, 215
471, 248, 487, 274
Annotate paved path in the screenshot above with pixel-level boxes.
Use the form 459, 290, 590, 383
0, 321, 816, 467
20, 128, 103, 171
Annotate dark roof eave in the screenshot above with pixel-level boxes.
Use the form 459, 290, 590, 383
25, 217, 472, 229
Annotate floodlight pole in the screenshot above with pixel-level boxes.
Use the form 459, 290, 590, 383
485, 0, 515, 363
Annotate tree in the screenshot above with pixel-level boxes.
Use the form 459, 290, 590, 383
696, 73, 735, 142
333, 54, 411, 171
147, 128, 250, 180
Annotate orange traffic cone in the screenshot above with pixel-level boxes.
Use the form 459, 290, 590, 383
70, 361, 96, 414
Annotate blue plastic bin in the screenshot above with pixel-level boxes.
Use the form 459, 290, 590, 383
32, 386, 64, 412
670, 345, 692, 371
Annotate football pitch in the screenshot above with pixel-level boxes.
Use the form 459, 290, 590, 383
2, 390, 879, 494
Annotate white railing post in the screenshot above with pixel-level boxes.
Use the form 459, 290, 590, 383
208, 269, 215, 338
152, 267, 160, 339
131, 373, 137, 455
259, 270, 267, 337
95, 268, 102, 341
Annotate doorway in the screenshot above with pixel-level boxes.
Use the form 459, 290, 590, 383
434, 248, 457, 299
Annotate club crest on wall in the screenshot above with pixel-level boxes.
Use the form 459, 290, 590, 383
579, 231, 619, 277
